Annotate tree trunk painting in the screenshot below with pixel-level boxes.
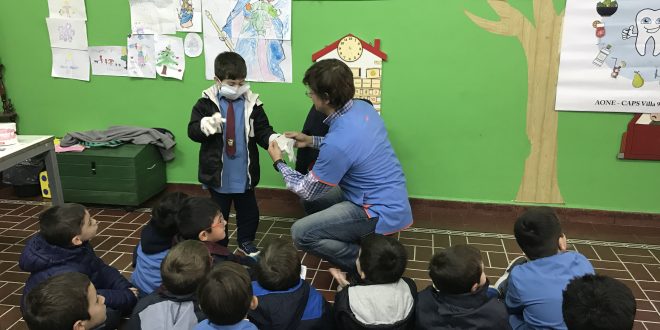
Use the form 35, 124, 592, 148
465, 0, 565, 204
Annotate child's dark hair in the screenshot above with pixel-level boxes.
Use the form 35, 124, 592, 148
255, 238, 301, 291
214, 52, 247, 80
198, 262, 253, 325
429, 244, 483, 294
161, 240, 211, 295
39, 203, 87, 247
514, 207, 563, 260
562, 274, 636, 330
151, 192, 189, 237
176, 197, 220, 240
23, 272, 92, 330
303, 59, 355, 109
359, 234, 407, 284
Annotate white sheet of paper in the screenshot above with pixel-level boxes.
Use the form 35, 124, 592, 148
184, 33, 203, 57
89, 46, 129, 77
51, 48, 90, 81
127, 35, 157, 78
155, 35, 185, 80
176, 0, 202, 32
48, 0, 87, 20
46, 18, 88, 50
202, 0, 292, 83
129, 0, 178, 35
300, 265, 307, 280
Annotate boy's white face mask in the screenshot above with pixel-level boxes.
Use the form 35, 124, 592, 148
218, 83, 250, 100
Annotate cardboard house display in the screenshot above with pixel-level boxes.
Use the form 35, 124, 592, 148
312, 34, 387, 113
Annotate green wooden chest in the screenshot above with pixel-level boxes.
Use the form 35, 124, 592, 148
56, 144, 166, 206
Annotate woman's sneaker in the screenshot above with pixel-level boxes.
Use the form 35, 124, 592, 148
238, 241, 260, 257
491, 256, 527, 298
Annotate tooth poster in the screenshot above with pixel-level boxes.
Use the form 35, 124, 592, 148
556, 0, 660, 113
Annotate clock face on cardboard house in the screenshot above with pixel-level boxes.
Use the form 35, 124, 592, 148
337, 36, 363, 62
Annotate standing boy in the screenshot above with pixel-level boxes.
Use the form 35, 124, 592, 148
188, 51, 278, 256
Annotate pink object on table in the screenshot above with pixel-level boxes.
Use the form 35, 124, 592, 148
55, 144, 85, 153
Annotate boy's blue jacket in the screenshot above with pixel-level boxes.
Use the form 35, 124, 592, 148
248, 279, 334, 330
19, 233, 137, 315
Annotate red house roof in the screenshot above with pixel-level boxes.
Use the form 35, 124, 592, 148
311, 34, 387, 62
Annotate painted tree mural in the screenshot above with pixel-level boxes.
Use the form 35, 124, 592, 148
157, 46, 178, 75
465, 0, 565, 204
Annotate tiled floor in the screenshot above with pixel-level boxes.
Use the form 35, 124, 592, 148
0, 200, 659, 330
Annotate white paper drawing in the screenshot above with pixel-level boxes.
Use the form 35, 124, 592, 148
202, 0, 292, 83
48, 0, 87, 20
184, 33, 203, 57
177, 0, 202, 32
127, 35, 157, 78
556, 0, 660, 113
129, 0, 178, 35
46, 18, 88, 50
51, 48, 90, 81
155, 35, 185, 80
89, 46, 129, 77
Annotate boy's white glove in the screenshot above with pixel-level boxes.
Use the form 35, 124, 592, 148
200, 113, 226, 136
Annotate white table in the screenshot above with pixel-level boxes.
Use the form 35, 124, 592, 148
0, 135, 63, 205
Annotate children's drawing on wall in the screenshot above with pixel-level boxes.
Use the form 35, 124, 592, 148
46, 18, 88, 50
89, 46, 129, 77
184, 33, 203, 57
48, 0, 87, 20
312, 34, 387, 113
127, 35, 156, 79
177, 0, 202, 32
202, 0, 292, 83
129, 0, 178, 35
155, 35, 185, 80
556, 0, 660, 113
51, 48, 90, 81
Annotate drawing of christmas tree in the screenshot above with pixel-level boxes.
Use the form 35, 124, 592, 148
157, 46, 178, 75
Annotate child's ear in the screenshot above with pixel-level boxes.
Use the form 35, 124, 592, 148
470, 282, 480, 293
558, 233, 568, 252
249, 296, 258, 310
198, 230, 209, 242
71, 235, 84, 246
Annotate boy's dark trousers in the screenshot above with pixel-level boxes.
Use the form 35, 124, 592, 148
209, 188, 259, 247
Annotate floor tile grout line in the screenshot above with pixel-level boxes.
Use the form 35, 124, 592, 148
649, 250, 660, 265
590, 245, 603, 261
641, 264, 657, 282
0, 305, 13, 319
7, 317, 22, 330
611, 246, 660, 315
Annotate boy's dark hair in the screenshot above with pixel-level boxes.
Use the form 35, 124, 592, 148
39, 203, 86, 247
429, 244, 483, 294
198, 262, 253, 325
151, 192, 189, 237
563, 274, 636, 330
24, 272, 92, 330
161, 240, 211, 295
303, 59, 355, 109
514, 207, 563, 260
176, 197, 220, 240
359, 234, 407, 284
214, 52, 247, 80
255, 238, 301, 291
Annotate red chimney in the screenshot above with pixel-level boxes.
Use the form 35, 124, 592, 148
373, 39, 381, 50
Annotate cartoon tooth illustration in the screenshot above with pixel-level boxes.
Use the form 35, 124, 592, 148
622, 8, 660, 56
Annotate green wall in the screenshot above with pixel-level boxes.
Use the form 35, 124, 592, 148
1, 0, 658, 214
